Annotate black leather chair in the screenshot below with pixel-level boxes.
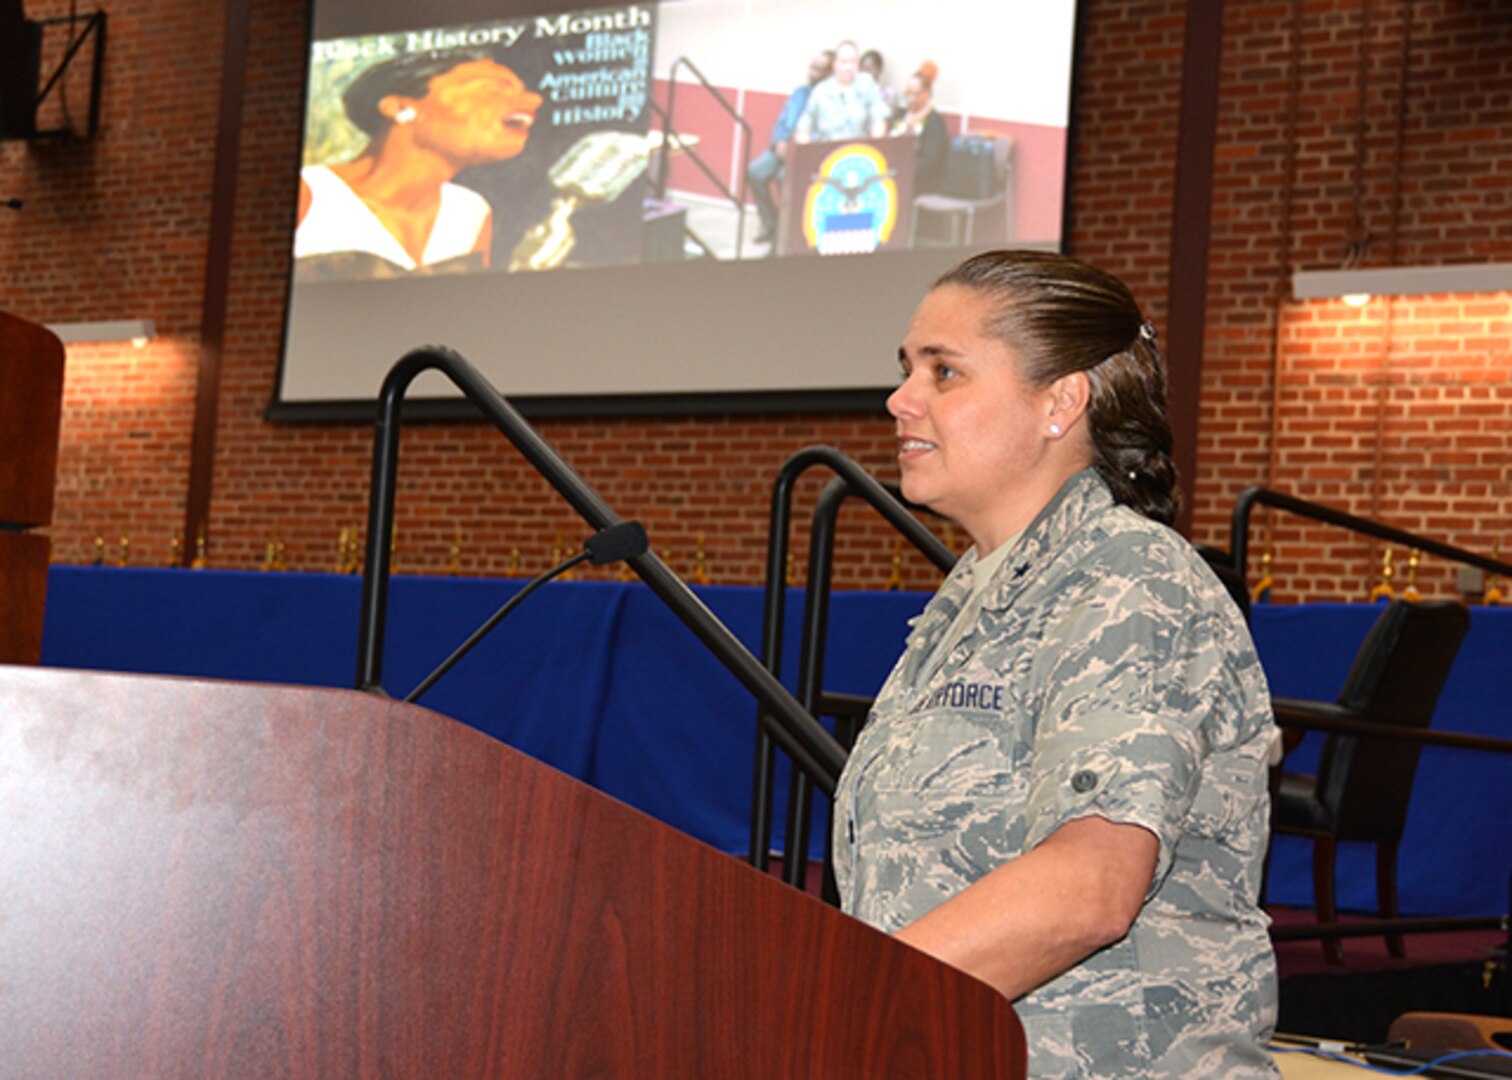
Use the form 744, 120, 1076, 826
1270, 599, 1471, 963
1195, 544, 1251, 624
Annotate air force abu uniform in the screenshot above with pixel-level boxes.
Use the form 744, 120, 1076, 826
833, 470, 1280, 1078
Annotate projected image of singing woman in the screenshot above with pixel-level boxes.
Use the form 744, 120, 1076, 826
294, 49, 543, 280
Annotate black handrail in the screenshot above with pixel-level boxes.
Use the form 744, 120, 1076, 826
646, 100, 714, 259
657, 56, 754, 259
1230, 486, 1512, 583
355, 347, 846, 791
782, 474, 971, 892
749, 446, 955, 874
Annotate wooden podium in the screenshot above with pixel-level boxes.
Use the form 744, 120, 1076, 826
0, 666, 1025, 1078
0, 310, 66, 664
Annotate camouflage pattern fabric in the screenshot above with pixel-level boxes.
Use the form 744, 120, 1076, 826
833, 470, 1280, 1078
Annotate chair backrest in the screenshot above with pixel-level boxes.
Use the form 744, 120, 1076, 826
1316, 599, 1472, 840
940, 135, 1011, 200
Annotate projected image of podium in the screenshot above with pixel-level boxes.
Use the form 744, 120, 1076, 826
777, 135, 916, 258
0, 665, 1026, 1078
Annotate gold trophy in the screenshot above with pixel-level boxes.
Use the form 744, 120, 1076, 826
190, 525, 208, 570
1368, 547, 1395, 603
885, 538, 905, 592
509, 132, 653, 272
335, 527, 362, 575
1402, 548, 1422, 602
260, 530, 287, 572
116, 534, 130, 567
1485, 542, 1504, 606
553, 533, 579, 581
692, 531, 710, 586
1250, 549, 1274, 605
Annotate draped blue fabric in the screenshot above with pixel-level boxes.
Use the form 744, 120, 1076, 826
41, 567, 1509, 915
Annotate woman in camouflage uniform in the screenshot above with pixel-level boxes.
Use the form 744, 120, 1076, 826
832, 250, 1280, 1077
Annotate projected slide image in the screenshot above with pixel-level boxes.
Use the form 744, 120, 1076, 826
295, 5, 659, 281
646, 0, 1073, 264
276, 0, 1077, 410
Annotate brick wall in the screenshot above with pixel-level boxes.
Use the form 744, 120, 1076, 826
3, 0, 1508, 602
1197, 0, 1512, 603
2, 1, 221, 563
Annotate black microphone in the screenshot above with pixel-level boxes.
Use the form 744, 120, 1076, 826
405, 519, 647, 704
584, 519, 648, 565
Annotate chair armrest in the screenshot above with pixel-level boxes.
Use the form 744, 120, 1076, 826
1272, 699, 1512, 753
1272, 698, 1512, 754
1271, 697, 1356, 758
1272, 697, 1354, 726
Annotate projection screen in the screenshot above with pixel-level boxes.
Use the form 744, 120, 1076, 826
273, 0, 1081, 417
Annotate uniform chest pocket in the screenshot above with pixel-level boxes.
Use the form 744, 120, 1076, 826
858, 711, 1023, 797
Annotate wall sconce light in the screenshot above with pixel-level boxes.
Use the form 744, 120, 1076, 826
44, 319, 158, 348
1293, 262, 1512, 305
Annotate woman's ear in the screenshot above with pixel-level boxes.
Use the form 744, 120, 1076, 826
377, 94, 417, 124
1047, 370, 1091, 431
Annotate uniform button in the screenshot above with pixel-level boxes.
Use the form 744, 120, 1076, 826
1071, 769, 1098, 793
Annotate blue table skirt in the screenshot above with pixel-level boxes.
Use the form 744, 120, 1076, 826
40, 567, 1510, 916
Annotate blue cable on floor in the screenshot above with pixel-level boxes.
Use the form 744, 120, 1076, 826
1271, 1044, 1512, 1075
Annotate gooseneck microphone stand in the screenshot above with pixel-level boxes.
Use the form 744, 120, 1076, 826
404, 521, 647, 704
356, 346, 846, 794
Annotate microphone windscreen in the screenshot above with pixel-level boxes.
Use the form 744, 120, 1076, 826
583, 520, 648, 565
548, 131, 651, 202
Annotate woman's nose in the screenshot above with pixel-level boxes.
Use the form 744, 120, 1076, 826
887, 377, 919, 420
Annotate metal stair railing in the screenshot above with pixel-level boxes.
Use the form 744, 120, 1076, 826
1228, 485, 1512, 585
652, 57, 754, 259
749, 446, 956, 891
354, 346, 845, 794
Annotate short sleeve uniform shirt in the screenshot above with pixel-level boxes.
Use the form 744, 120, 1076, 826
832, 471, 1280, 1078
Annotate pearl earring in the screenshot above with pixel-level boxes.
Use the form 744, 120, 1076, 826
395, 106, 417, 124
1048, 423, 1062, 436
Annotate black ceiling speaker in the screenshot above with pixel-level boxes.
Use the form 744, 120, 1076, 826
0, 0, 41, 140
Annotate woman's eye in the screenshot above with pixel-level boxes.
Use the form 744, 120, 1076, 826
935, 363, 957, 382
